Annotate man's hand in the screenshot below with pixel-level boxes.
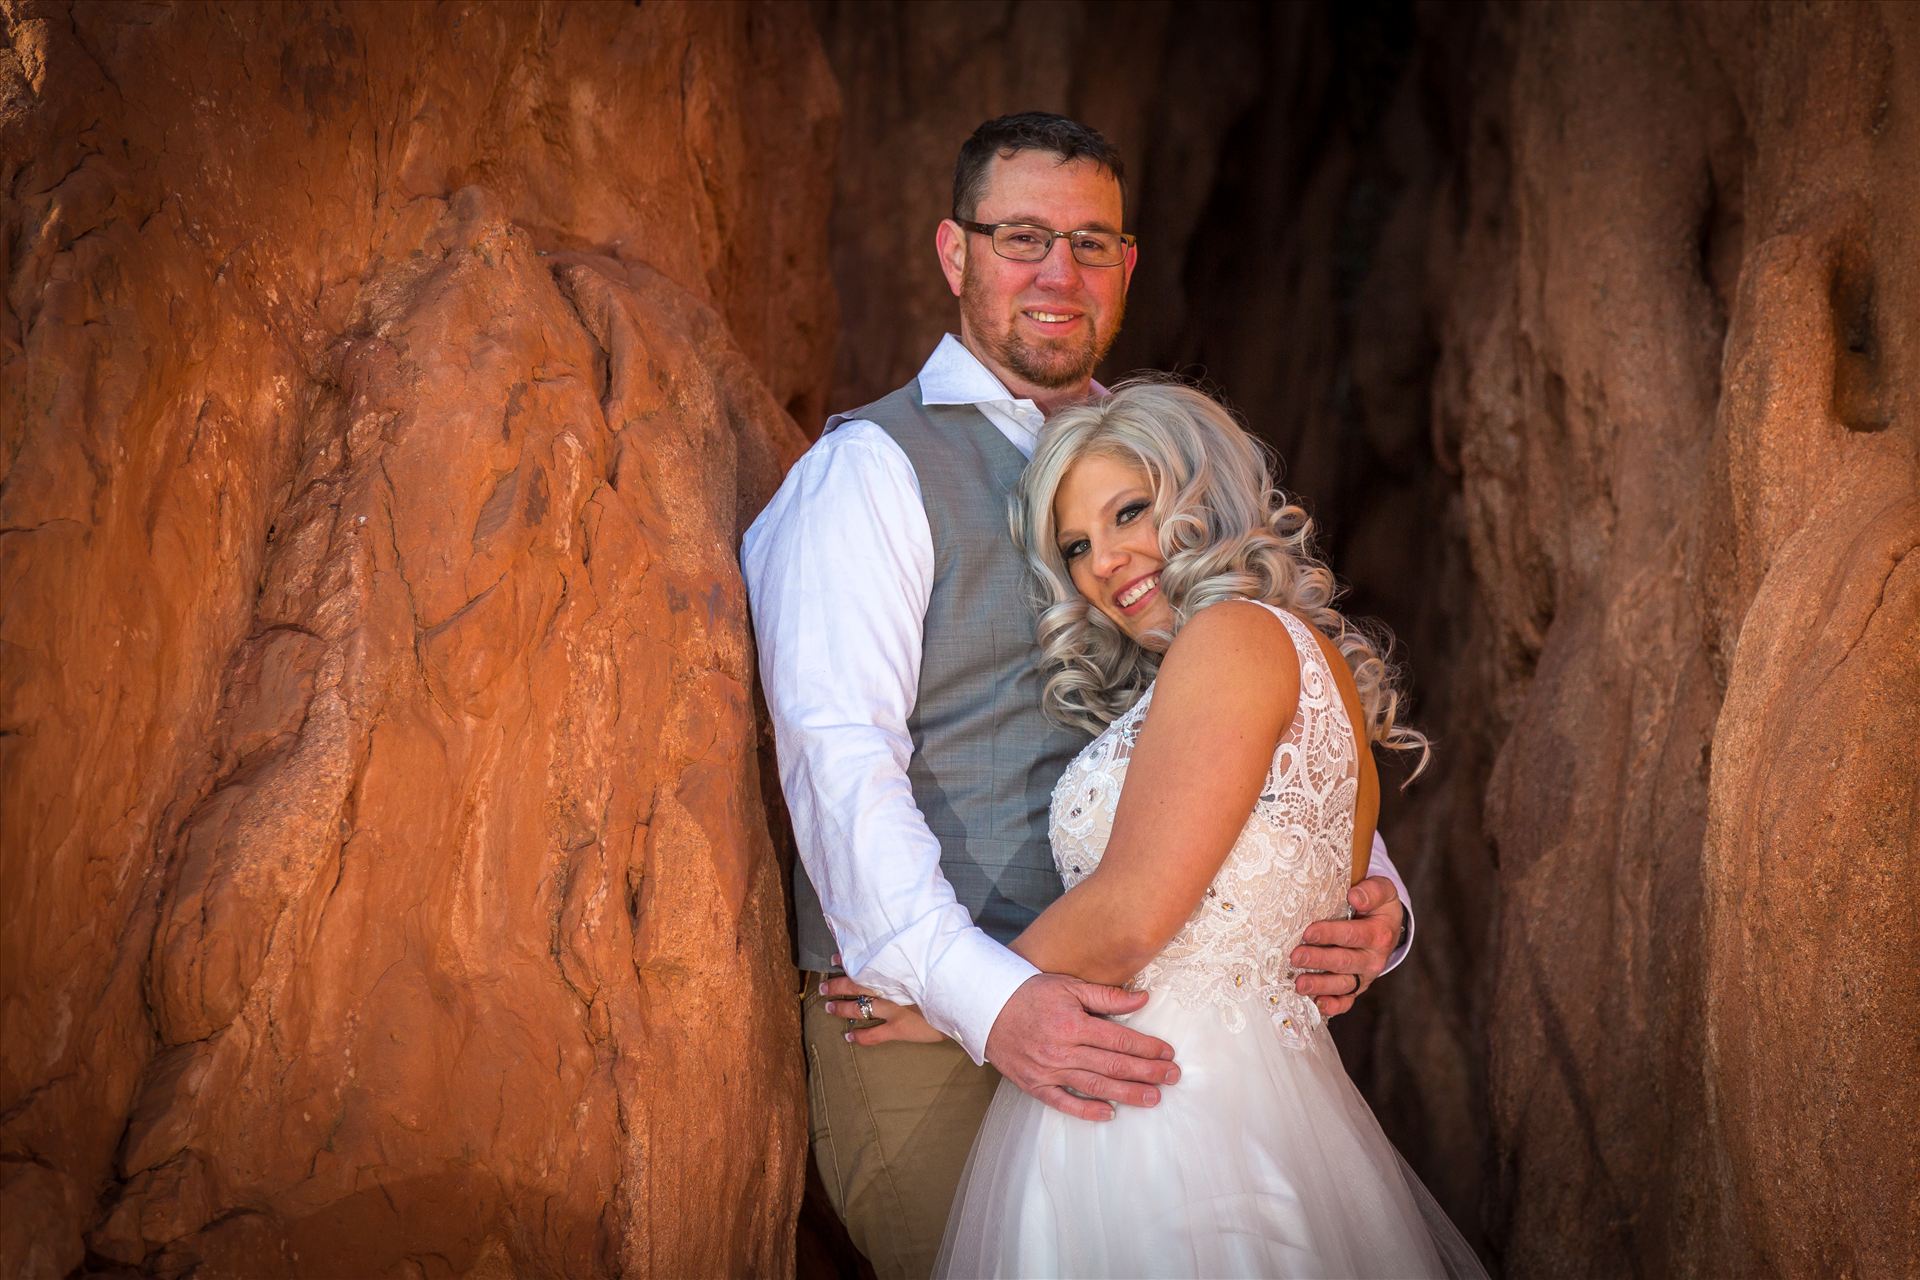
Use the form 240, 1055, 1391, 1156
1290, 875, 1404, 1018
983, 973, 1180, 1122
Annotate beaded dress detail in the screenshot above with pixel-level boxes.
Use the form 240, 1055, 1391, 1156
1049, 601, 1357, 1045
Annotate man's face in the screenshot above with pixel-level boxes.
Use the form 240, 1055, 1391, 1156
939, 150, 1135, 402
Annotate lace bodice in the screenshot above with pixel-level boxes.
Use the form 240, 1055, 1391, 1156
1049, 601, 1360, 1046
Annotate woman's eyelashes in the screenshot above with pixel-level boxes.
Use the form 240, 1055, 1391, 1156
1059, 500, 1150, 562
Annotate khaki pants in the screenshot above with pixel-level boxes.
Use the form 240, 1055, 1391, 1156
800, 977, 1002, 1280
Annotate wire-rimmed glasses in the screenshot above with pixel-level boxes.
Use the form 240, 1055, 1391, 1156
954, 218, 1136, 268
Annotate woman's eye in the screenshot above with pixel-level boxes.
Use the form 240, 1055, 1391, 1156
1116, 501, 1148, 525
1060, 539, 1089, 561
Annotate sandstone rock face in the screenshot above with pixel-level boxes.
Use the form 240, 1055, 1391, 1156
1436, 2, 1919, 1273
1, 4, 834, 1276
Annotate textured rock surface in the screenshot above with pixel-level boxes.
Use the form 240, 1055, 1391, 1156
1, 3, 833, 1276
1439, 2, 1920, 1273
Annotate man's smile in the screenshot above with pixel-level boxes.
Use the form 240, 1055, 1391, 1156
1021, 307, 1084, 330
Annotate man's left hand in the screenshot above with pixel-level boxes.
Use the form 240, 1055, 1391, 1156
1289, 875, 1404, 1017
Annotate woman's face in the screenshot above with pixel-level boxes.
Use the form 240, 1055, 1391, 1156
1052, 451, 1174, 649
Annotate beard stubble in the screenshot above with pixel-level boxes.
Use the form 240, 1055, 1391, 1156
960, 260, 1125, 390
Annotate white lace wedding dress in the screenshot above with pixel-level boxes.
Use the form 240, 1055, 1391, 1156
936, 601, 1487, 1279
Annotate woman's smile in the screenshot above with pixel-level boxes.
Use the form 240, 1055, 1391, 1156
1114, 572, 1159, 611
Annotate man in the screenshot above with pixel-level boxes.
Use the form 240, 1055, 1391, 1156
742, 113, 1414, 1278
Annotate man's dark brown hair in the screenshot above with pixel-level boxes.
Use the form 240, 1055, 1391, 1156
951, 112, 1128, 223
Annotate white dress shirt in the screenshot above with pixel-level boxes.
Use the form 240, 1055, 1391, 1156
743, 335, 1414, 1064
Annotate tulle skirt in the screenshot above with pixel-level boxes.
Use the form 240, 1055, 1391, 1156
935, 994, 1488, 1279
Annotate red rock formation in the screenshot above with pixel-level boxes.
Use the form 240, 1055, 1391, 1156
1, 3, 834, 1275
1435, 2, 1919, 1273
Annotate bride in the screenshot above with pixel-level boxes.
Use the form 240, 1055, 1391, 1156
827, 380, 1485, 1278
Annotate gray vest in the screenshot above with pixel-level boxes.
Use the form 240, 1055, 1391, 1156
792, 380, 1088, 971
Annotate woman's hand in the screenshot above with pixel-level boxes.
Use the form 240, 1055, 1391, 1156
819, 974, 947, 1047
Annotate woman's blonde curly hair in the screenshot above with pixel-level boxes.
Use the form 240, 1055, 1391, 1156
1011, 377, 1429, 775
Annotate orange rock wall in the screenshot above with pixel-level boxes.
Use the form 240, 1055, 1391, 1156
1442, 3, 1920, 1272
1, 3, 833, 1275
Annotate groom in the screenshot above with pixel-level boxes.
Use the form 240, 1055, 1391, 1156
743, 113, 1415, 1278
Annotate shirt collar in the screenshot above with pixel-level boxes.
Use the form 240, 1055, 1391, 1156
916, 333, 1108, 415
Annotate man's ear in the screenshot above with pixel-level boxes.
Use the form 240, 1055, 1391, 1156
936, 219, 967, 298
1121, 239, 1139, 293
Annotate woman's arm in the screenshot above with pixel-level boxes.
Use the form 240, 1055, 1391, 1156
1006, 603, 1302, 986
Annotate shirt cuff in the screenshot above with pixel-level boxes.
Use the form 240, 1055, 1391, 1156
1382, 901, 1415, 974
917, 930, 1039, 1065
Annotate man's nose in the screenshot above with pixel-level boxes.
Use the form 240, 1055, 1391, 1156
1033, 236, 1085, 288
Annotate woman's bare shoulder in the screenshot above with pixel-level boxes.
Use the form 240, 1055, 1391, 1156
1157, 600, 1301, 719
1166, 598, 1297, 657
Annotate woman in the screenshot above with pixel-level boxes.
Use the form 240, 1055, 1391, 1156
827, 380, 1484, 1278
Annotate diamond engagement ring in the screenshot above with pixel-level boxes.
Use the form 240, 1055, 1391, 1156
856, 994, 875, 1020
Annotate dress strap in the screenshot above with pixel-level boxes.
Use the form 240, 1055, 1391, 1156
1217, 598, 1367, 884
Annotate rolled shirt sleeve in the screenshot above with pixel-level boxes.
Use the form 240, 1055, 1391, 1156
742, 422, 1035, 1062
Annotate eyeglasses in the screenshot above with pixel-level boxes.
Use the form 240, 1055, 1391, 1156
955, 218, 1137, 268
